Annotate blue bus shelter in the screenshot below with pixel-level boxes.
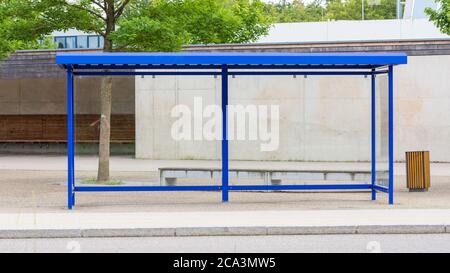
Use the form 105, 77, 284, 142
56, 52, 407, 209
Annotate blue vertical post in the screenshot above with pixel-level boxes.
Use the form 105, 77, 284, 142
67, 66, 75, 209
221, 65, 229, 202
371, 69, 376, 201
388, 66, 394, 205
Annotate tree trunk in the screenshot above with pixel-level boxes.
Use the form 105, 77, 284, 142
97, 34, 114, 182
97, 75, 113, 182
97, 3, 115, 183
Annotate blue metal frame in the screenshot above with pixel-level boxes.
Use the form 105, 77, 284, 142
67, 67, 75, 209
56, 52, 407, 66
57, 52, 407, 209
74, 71, 388, 77
221, 65, 229, 202
371, 69, 376, 201
388, 65, 394, 204
72, 64, 382, 70
74, 184, 372, 192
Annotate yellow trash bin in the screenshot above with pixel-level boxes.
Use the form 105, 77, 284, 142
405, 151, 431, 192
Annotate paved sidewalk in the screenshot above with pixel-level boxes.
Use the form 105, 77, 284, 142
1, 209, 450, 239
1, 155, 449, 238
2, 154, 450, 175
1, 155, 450, 212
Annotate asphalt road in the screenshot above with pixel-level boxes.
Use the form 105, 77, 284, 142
1, 234, 450, 253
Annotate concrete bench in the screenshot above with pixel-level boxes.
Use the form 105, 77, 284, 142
158, 167, 373, 186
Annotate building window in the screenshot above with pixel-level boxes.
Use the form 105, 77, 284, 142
88, 36, 99, 48
54, 35, 103, 49
65, 37, 76, 49
55, 37, 65, 49
78, 36, 88, 49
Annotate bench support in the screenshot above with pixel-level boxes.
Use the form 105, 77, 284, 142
165, 178, 177, 186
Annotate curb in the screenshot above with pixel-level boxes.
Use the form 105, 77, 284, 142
0, 224, 449, 239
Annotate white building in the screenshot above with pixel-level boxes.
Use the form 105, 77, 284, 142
49, 30, 104, 49
257, 0, 444, 43
258, 18, 448, 44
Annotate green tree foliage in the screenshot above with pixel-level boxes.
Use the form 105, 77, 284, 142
0, 0, 57, 58
326, 0, 396, 20
0, 0, 271, 182
0, 0, 271, 57
264, 0, 325, 22
112, 0, 271, 51
426, 0, 450, 35
264, 0, 397, 23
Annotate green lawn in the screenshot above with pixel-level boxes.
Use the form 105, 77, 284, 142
80, 179, 124, 186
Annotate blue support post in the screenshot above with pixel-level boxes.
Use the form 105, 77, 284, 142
221, 65, 229, 202
371, 69, 377, 201
67, 66, 75, 209
388, 65, 394, 205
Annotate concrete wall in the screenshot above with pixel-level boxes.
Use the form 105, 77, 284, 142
136, 55, 450, 162
0, 50, 135, 115
0, 77, 135, 115
2, 45, 449, 161
258, 19, 448, 44
395, 55, 450, 162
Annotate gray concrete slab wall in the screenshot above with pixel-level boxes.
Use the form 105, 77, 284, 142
135, 55, 450, 162
0, 76, 135, 115
395, 55, 450, 162
0, 50, 134, 115
2, 42, 449, 161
